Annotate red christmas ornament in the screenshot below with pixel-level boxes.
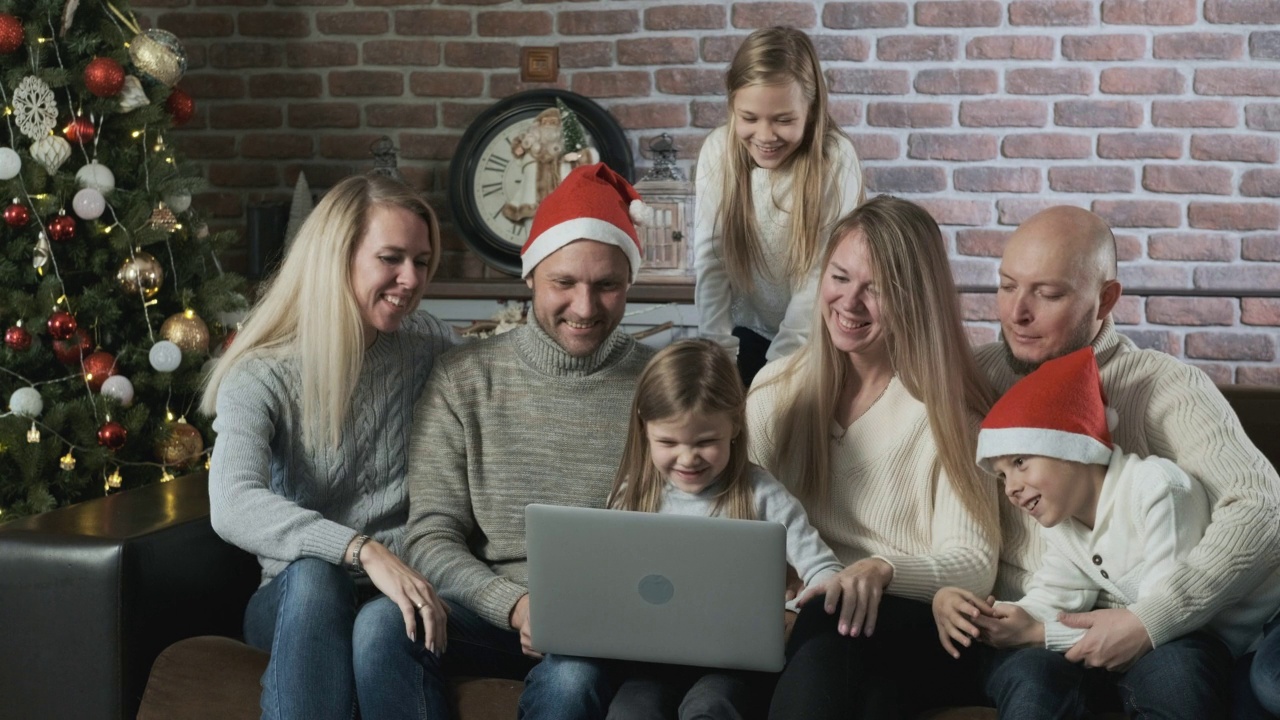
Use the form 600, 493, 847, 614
4, 201, 30, 227
4, 325, 31, 351
52, 328, 92, 364
47, 311, 77, 340
48, 214, 76, 242
97, 421, 128, 451
82, 350, 117, 392
64, 117, 96, 143
84, 57, 126, 97
0, 14, 22, 55
166, 88, 194, 126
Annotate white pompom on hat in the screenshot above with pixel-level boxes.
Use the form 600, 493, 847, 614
520, 162, 647, 282
976, 346, 1114, 472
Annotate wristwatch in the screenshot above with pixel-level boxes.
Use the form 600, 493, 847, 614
348, 534, 371, 575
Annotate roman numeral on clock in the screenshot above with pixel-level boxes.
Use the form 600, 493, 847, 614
483, 155, 509, 173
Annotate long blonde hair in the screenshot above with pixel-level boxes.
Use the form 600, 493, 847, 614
756, 195, 999, 544
201, 174, 442, 450
718, 26, 864, 293
609, 339, 755, 520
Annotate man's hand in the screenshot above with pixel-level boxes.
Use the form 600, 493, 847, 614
931, 587, 994, 659
973, 602, 1043, 649
509, 594, 542, 659
1060, 608, 1152, 671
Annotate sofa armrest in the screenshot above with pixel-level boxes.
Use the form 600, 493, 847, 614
0, 471, 260, 720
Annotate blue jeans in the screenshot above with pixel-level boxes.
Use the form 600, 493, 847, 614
607, 661, 772, 720
244, 558, 449, 720
437, 597, 618, 720
985, 630, 1233, 720
1232, 615, 1280, 719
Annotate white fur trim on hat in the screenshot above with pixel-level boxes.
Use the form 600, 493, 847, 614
976, 427, 1113, 473
520, 216, 644, 282
629, 199, 656, 228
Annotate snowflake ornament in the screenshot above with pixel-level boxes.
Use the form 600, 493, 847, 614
14, 76, 57, 141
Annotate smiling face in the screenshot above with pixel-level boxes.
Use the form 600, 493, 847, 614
525, 239, 631, 357
993, 454, 1101, 529
821, 229, 887, 361
732, 80, 810, 170
349, 204, 433, 346
646, 410, 737, 495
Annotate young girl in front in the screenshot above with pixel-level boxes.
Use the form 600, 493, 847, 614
695, 26, 865, 386
605, 338, 846, 720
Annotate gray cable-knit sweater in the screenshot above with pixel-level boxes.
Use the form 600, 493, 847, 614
403, 318, 655, 630
208, 311, 459, 586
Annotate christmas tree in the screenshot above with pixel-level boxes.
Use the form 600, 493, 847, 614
0, 0, 246, 520
557, 98, 586, 155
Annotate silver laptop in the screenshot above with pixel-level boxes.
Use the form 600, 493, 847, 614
525, 503, 786, 672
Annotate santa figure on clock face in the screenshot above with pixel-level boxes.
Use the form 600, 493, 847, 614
503, 107, 564, 223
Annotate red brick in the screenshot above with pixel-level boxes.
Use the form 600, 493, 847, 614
395, 9, 470, 35
190, 191, 243, 218
561, 41, 613, 68
1191, 134, 1279, 163
1002, 132, 1092, 158
1112, 295, 1144, 324
196, 0, 268, 6
558, 10, 639, 35
1189, 202, 1280, 231
1196, 68, 1280, 97
398, 133, 459, 161
1054, 100, 1143, 127
139, 0, 202, 7
312, 134, 377, 160
1205, 0, 1280, 24
366, 104, 437, 128
914, 69, 998, 95
1155, 100, 1240, 128
365, 40, 439, 66
960, 292, 999, 320
959, 99, 1048, 127
209, 163, 279, 187
609, 102, 689, 130
1118, 266, 1191, 291
241, 133, 313, 159
443, 42, 519, 69
576, 71, 653, 98
1048, 166, 1136, 193
1242, 298, 1280, 326
1115, 233, 1144, 261
1250, 31, 1280, 59
956, 229, 1011, 256
441, 102, 488, 129
1148, 297, 1236, 325
409, 72, 483, 98
1006, 68, 1092, 95
915, 1, 1001, 26
288, 102, 360, 129
1186, 332, 1275, 361
645, 4, 724, 30
996, 199, 1058, 225
877, 35, 958, 61
209, 104, 283, 129
868, 103, 953, 128
954, 167, 1041, 193
1154, 32, 1245, 59
1093, 200, 1183, 228
865, 166, 947, 193
1009, 0, 1094, 25
1102, 0, 1197, 25
812, 35, 872, 61
1149, 232, 1238, 261
618, 37, 697, 65
185, 74, 248, 99
1097, 132, 1182, 159
1241, 169, 1280, 197
1102, 67, 1187, 94
174, 135, 237, 160
489, 74, 567, 99
1237, 366, 1280, 385
828, 69, 910, 94
208, 42, 284, 69
916, 198, 992, 226
822, 2, 909, 28
1124, 331, 1182, 355
654, 69, 722, 96
477, 11, 552, 36
731, 2, 816, 28
907, 133, 997, 160
1243, 234, 1280, 261
316, 10, 388, 34
329, 70, 403, 97
691, 100, 728, 128
1195, 264, 1280, 290
849, 133, 901, 160
966, 35, 1054, 60
1246, 104, 1280, 131
1062, 34, 1146, 60
829, 100, 864, 126
248, 73, 320, 98
287, 41, 358, 67
1144, 165, 1234, 195
158, 12, 234, 36
701, 36, 746, 63
238, 11, 309, 36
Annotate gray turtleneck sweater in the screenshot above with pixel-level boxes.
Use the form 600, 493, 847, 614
403, 318, 655, 630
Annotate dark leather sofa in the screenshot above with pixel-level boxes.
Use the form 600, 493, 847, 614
3, 384, 1277, 720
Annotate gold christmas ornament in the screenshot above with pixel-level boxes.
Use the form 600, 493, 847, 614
160, 310, 209, 354
117, 251, 164, 298
147, 203, 177, 232
60, 451, 76, 470
155, 419, 203, 467
128, 29, 187, 87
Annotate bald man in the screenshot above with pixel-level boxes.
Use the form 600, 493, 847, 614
968, 206, 1280, 713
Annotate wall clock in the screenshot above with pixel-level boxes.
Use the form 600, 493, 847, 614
449, 89, 634, 276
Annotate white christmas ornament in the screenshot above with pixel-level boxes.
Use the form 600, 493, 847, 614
0, 147, 21, 180
31, 135, 71, 174
76, 161, 115, 195
118, 76, 148, 113
163, 190, 192, 213
149, 340, 182, 372
9, 387, 43, 418
72, 187, 106, 219
100, 374, 135, 406
13, 76, 58, 141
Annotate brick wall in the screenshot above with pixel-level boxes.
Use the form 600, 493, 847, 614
133, 0, 1280, 383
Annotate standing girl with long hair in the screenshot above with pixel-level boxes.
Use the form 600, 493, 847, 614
695, 26, 865, 386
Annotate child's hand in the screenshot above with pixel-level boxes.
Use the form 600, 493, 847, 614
931, 586, 993, 659
973, 602, 1044, 649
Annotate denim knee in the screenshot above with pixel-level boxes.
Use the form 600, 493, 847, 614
520, 654, 615, 720
1249, 628, 1280, 715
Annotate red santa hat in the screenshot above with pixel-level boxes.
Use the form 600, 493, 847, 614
521, 162, 649, 282
976, 347, 1116, 472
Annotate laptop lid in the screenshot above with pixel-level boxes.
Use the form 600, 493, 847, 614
525, 503, 786, 672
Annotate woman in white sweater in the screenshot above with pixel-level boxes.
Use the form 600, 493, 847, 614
748, 196, 1000, 719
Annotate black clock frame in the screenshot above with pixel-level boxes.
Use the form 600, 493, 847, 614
448, 89, 634, 276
